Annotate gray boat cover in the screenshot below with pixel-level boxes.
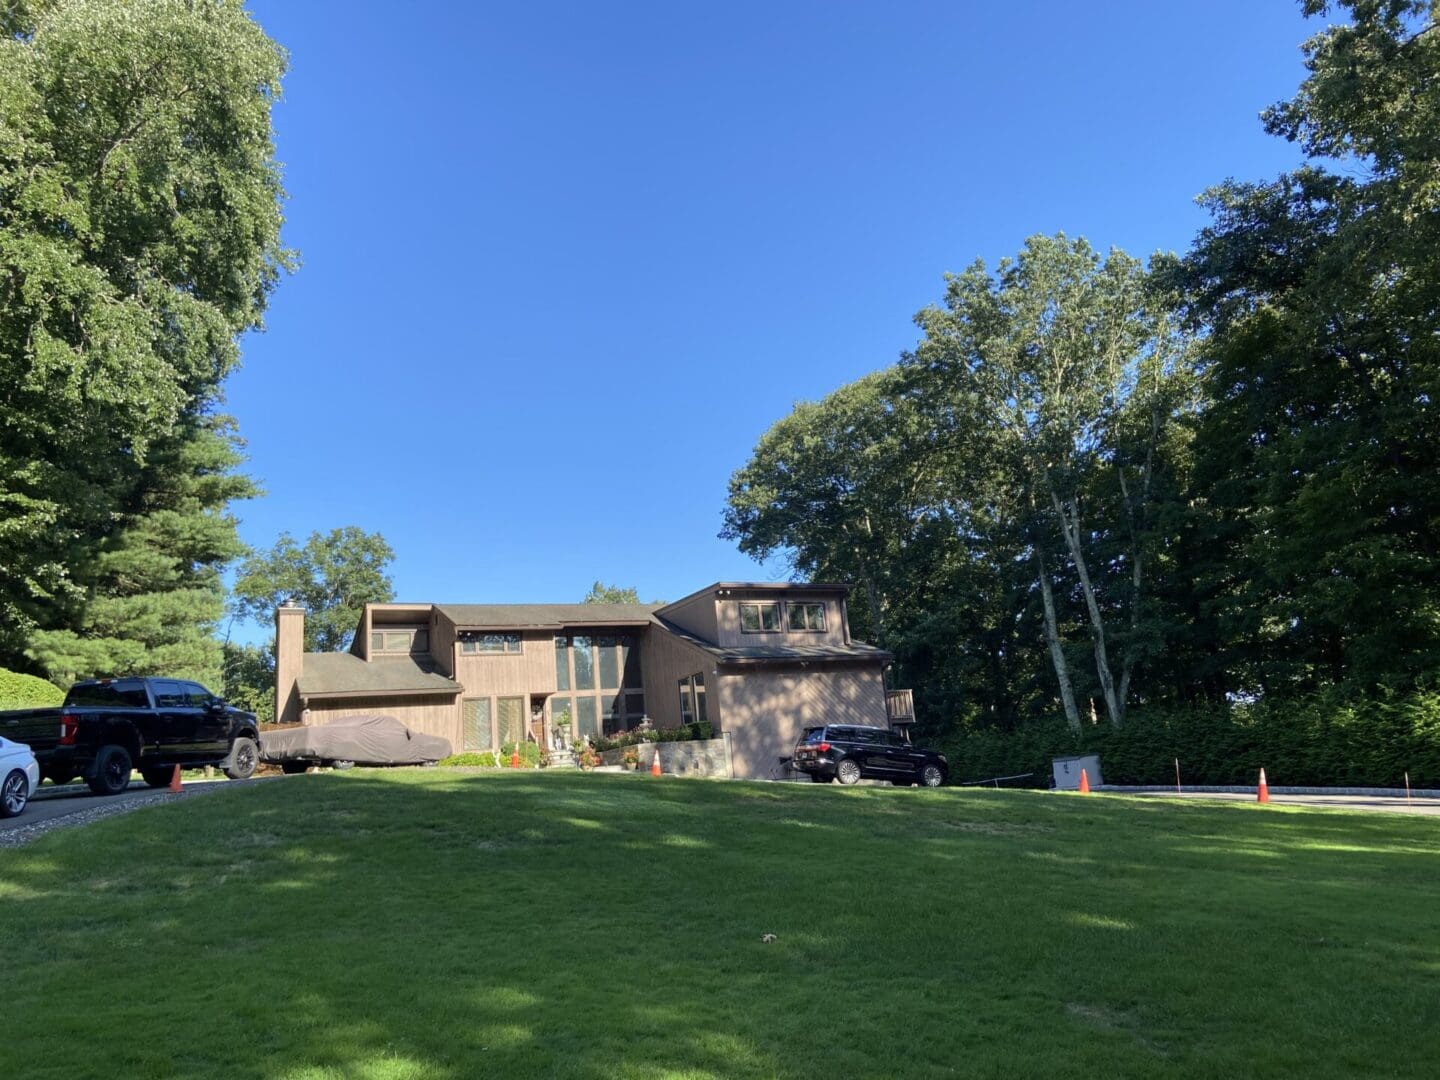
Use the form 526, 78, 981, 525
260, 715, 452, 765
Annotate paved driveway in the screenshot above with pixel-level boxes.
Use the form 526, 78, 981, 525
1126, 791, 1440, 815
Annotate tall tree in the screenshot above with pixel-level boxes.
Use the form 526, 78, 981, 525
0, 0, 290, 671
1175, 0, 1440, 694
231, 528, 396, 653
910, 235, 1194, 729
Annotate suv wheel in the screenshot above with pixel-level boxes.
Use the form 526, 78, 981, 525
223, 737, 258, 780
87, 744, 133, 796
920, 764, 945, 787
1, 769, 29, 818
836, 758, 862, 786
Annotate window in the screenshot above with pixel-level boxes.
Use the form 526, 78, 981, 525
739, 601, 781, 632
463, 698, 492, 751
182, 683, 212, 709
153, 680, 187, 708
624, 691, 646, 720
678, 673, 707, 725
372, 628, 429, 653
620, 636, 641, 687
555, 637, 570, 690
573, 636, 596, 690
460, 632, 521, 654
63, 680, 149, 709
786, 602, 827, 632
497, 697, 526, 747
575, 696, 598, 738
597, 635, 621, 690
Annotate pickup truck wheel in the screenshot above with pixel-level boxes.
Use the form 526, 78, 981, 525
836, 758, 862, 786
223, 737, 258, 780
140, 767, 174, 788
1, 769, 29, 818
920, 764, 945, 787
86, 745, 133, 796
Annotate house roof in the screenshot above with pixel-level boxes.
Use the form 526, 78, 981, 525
435, 603, 663, 629
298, 653, 462, 699
656, 580, 851, 616
651, 616, 891, 667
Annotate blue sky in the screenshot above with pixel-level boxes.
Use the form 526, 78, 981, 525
228, 0, 1314, 634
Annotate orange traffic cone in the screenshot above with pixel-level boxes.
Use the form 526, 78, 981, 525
510, 749, 521, 768
650, 749, 662, 777
168, 764, 182, 793
1078, 768, 1090, 793
1257, 767, 1270, 804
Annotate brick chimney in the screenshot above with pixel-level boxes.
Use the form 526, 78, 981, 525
275, 602, 305, 726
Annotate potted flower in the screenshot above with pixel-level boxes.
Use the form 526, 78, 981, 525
577, 742, 599, 771
552, 707, 572, 750
622, 746, 640, 771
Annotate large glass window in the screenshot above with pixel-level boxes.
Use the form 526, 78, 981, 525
621, 636, 641, 687
463, 698, 492, 751
497, 696, 526, 747
739, 602, 781, 632
598, 635, 620, 689
694, 673, 707, 725
678, 674, 707, 727
555, 637, 570, 690
460, 632, 521, 654
575, 696, 598, 738
786, 602, 827, 632
573, 636, 596, 690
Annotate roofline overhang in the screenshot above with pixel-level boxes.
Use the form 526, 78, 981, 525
454, 620, 655, 631
713, 652, 893, 669
657, 580, 854, 615
298, 686, 461, 701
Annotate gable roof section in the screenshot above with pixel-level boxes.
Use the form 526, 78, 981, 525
655, 581, 851, 619
436, 603, 662, 629
298, 653, 462, 699
650, 615, 891, 667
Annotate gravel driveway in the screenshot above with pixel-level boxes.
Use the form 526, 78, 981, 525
0, 777, 280, 848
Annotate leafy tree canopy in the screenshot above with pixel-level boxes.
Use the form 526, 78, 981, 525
232, 528, 396, 653
582, 582, 642, 605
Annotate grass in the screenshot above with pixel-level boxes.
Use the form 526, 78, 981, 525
2, 772, 1437, 1079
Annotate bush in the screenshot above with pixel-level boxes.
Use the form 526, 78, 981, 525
590, 721, 714, 752
935, 691, 1440, 788
438, 752, 499, 768
0, 668, 63, 711
501, 742, 542, 769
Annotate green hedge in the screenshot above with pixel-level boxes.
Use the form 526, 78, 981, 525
438, 752, 499, 768
589, 721, 713, 753
438, 744, 543, 769
937, 692, 1440, 789
0, 668, 63, 711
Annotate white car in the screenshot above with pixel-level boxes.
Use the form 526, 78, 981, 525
0, 736, 40, 818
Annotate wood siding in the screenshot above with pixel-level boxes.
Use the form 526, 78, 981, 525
656, 590, 718, 641
714, 590, 850, 648
430, 608, 457, 678
451, 630, 558, 698
305, 694, 462, 752
717, 665, 888, 779
640, 625, 717, 729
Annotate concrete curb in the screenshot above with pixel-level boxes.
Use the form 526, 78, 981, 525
1099, 784, 1440, 799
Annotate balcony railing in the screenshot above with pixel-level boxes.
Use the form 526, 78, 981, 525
885, 689, 915, 722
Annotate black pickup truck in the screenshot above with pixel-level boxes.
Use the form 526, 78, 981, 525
0, 677, 261, 795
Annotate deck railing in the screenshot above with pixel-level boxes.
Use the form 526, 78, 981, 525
885, 689, 915, 722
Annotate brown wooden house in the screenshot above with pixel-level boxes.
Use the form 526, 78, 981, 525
274, 582, 914, 779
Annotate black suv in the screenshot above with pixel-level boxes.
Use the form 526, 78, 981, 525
793, 725, 948, 787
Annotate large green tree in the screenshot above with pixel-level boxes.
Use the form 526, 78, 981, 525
231, 528, 396, 653
1175, 0, 1440, 694
0, 0, 290, 678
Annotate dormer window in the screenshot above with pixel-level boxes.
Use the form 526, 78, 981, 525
786, 602, 827, 632
739, 601, 782, 633
371, 628, 428, 654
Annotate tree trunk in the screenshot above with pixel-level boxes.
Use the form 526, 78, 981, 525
1035, 547, 1082, 733
1048, 482, 1124, 727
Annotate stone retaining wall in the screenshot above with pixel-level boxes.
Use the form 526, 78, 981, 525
597, 734, 732, 778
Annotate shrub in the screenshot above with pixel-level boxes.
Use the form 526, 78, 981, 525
500, 742, 542, 769
0, 668, 63, 711
935, 691, 1440, 788
438, 752, 499, 768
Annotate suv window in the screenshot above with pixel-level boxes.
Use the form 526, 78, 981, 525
846, 728, 879, 744
63, 679, 150, 709
802, 728, 826, 744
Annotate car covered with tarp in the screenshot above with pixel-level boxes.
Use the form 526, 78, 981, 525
260, 715, 452, 773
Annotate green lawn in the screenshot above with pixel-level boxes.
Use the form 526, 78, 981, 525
3, 773, 1437, 1079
